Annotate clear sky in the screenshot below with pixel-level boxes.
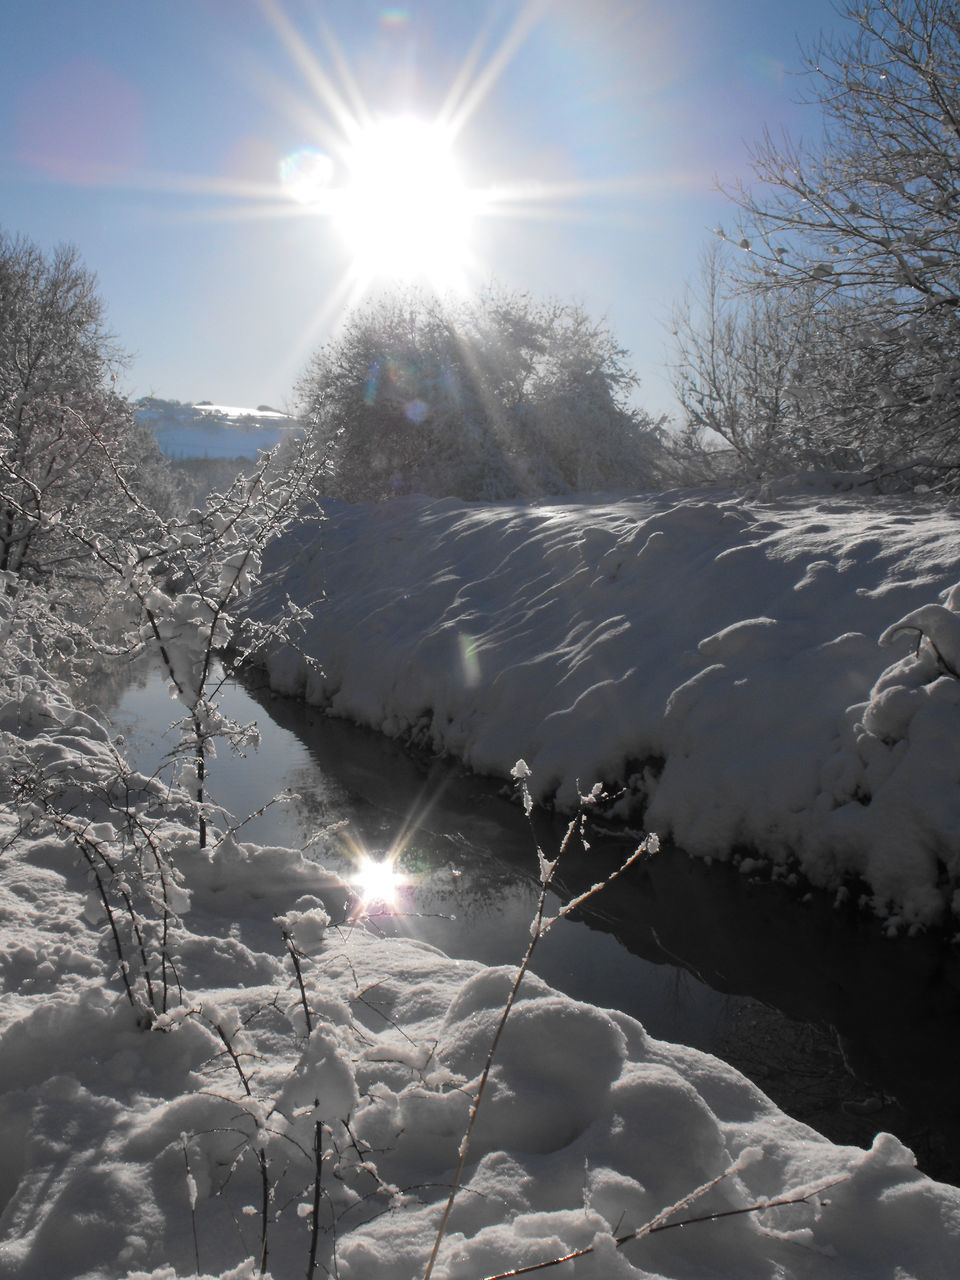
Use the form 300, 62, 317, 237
1, 0, 843, 416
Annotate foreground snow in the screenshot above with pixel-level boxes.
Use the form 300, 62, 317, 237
259, 483, 960, 928
3, 680, 960, 1279
6, 480, 960, 1279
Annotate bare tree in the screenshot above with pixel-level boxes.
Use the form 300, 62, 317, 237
0, 229, 176, 578
670, 245, 821, 478
715, 0, 960, 488
669, 242, 929, 482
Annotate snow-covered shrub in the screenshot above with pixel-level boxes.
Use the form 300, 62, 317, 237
0, 425, 325, 1015
56, 439, 323, 848
819, 583, 960, 927
0, 579, 196, 1019
296, 286, 667, 501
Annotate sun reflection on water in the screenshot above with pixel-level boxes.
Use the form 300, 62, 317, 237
350, 851, 409, 910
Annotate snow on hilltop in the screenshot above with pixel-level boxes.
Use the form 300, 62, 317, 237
258, 482, 960, 930
192, 401, 290, 419
135, 397, 304, 460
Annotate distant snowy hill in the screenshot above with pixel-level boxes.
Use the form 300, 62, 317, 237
135, 396, 304, 459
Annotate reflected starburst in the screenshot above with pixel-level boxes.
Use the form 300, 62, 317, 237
340, 825, 418, 922
338, 765, 456, 925
350, 850, 409, 911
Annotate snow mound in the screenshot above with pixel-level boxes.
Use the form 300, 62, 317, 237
3, 904, 959, 1280
3, 653, 960, 1278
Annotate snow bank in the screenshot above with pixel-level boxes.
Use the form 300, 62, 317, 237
3, 849, 960, 1280
4, 644, 960, 1277
256, 487, 960, 927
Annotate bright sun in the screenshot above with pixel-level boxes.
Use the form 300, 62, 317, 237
335, 116, 475, 289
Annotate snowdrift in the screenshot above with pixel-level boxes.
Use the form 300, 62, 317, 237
4, 546, 960, 1278
3, 785, 960, 1277
258, 485, 960, 927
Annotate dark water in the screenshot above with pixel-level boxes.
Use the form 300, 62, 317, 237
96, 662, 960, 1184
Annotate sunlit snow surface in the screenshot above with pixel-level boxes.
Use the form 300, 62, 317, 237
259, 482, 960, 931
1, 695, 957, 1278
5, 480, 960, 1278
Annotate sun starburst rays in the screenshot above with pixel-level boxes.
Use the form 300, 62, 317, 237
258, 0, 371, 143
35, 1, 662, 388
440, 0, 552, 141
258, 0, 651, 305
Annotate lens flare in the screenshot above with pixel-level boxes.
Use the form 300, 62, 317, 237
458, 631, 481, 687
404, 398, 429, 424
279, 146, 334, 204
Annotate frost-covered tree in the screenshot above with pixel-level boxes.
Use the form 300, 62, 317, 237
64, 441, 321, 847
296, 287, 666, 501
709, 0, 960, 488
669, 245, 908, 481
0, 229, 177, 578
670, 246, 816, 478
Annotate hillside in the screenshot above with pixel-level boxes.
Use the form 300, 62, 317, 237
135, 397, 304, 460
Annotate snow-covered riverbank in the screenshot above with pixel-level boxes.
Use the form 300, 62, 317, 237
3, 667, 960, 1278
6, 481, 960, 1279
259, 483, 960, 930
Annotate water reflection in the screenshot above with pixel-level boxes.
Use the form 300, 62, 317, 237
548, 833, 960, 1181
97, 662, 960, 1183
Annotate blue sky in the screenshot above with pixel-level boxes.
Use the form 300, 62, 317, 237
1, 0, 842, 415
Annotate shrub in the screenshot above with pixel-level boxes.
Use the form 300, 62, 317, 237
296, 286, 667, 501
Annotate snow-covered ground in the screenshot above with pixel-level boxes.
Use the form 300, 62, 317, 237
259, 482, 960, 930
3, 666, 960, 1279
6, 480, 960, 1279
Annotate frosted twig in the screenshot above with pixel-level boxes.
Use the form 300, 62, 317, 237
479, 1173, 850, 1279
422, 771, 658, 1280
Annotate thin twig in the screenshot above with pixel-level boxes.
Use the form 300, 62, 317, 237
182, 1135, 202, 1276
307, 1112, 323, 1278
213, 1022, 253, 1095
257, 1147, 271, 1276
479, 1175, 850, 1279
422, 780, 657, 1280
279, 923, 313, 1035
421, 855, 556, 1280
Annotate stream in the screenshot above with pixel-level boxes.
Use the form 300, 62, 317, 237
93, 660, 960, 1185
